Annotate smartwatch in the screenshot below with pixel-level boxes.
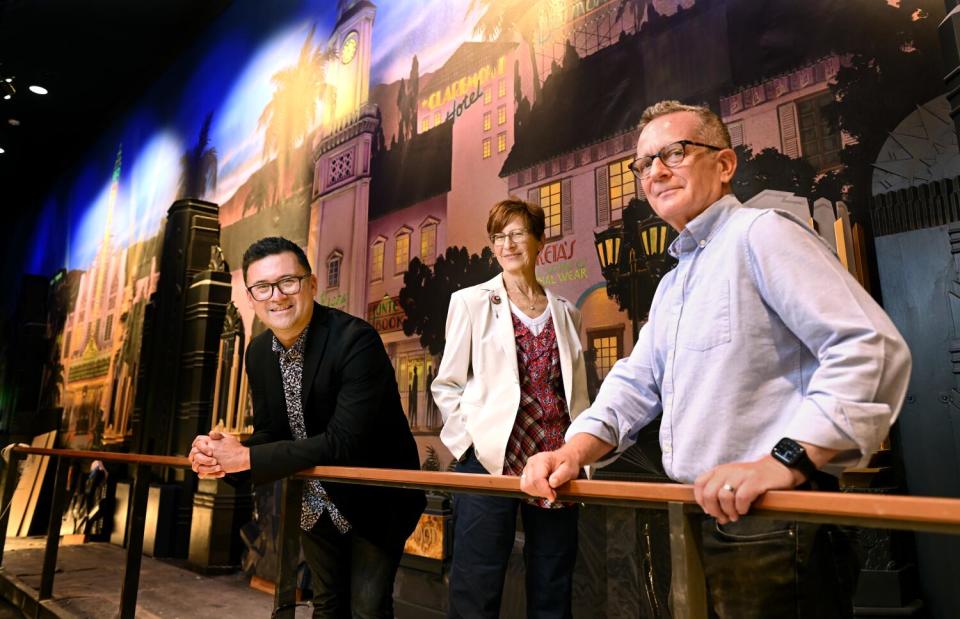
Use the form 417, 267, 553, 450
771, 437, 818, 480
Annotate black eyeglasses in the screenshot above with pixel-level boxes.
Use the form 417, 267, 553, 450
629, 140, 724, 180
246, 274, 310, 301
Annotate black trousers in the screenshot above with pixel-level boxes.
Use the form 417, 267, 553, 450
300, 514, 404, 619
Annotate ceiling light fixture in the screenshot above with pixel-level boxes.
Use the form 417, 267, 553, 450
0, 147, 5, 154
1, 81, 14, 99
28, 85, 48, 95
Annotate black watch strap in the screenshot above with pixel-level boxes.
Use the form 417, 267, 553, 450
771, 437, 818, 480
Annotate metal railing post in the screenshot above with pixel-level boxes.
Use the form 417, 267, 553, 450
39, 456, 69, 600
0, 450, 23, 566
119, 462, 151, 618
273, 477, 303, 618
668, 501, 707, 619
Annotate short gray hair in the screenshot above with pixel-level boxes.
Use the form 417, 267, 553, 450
637, 100, 731, 149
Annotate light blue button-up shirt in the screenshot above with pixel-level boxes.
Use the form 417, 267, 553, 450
568, 194, 911, 483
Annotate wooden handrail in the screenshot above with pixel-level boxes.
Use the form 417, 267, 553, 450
11, 446, 190, 468
10, 446, 960, 535
6, 445, 960, 619
289, 465, 960, 535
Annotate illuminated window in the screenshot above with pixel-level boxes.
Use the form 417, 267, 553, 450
497, 132, 506, 153
484, 88, 492, 105
395, 230, 411, 274
590, 329, 623, 380
420, 220, 437, 265
498, 79, 506, 98
608, 157, 637, 222
421, 117, 430, 132
482, 138, 492, 159
497, 105, 506, 126
103, 315, 113, 341
483, 111, 492, 131
327, 251, 342, 289
538, 181, 562, 239
434, 111, 442, 126
371, 239, 384, 281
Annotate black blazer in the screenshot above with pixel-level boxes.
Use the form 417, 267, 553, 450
243, 303, 425, 549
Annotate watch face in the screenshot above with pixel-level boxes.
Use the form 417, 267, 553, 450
340, 31, 358, 65
773, 438, 804, 465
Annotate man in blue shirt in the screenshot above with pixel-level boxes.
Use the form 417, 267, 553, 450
521, 100, 911, 617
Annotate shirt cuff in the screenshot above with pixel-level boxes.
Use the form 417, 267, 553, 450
781, 398, 872, 469
566, 415, 628, 468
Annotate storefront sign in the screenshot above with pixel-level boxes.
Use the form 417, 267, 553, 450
537, 259, 590, 286
368, 295, 406, 333
319, 291, 347, 310
537, 238, 577, 266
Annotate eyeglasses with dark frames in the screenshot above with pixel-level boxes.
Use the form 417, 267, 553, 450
246, 274, 310, 301
629, 140, 724, 181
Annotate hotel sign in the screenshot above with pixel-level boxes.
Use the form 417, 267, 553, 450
368, 295, 406, 334
420, 56, 505, 111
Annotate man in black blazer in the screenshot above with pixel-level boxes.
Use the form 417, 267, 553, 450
189, 236, 425, 618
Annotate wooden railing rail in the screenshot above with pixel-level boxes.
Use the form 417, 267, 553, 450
2, 446, 960, 618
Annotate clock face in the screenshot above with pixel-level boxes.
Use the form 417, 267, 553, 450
340, 31, 359, 65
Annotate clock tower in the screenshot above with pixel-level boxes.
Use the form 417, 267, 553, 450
326, 0, 376, 126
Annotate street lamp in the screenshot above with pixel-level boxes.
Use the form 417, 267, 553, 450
593, 198, 676, 342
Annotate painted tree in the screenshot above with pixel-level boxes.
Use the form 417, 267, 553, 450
732, 145, 816, 204
178, 111, 218, 200
258, 24, 333, 200
396, 55, 420, 143
615, 0, 654, 33
469, 0, 546, 103
827, 0, 944, 223
397, 246, 501, 356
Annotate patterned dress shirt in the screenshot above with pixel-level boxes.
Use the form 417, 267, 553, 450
273, 328, 351, 533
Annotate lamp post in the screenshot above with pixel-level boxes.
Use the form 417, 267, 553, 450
593, 198, 676, 342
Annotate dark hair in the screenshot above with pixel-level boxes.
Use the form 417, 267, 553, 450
242, 237, 311, 282
486, 198, 546, 240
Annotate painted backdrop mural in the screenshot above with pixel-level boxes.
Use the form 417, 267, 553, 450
27, 0, 949, 471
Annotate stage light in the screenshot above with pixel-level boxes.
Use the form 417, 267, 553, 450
0, 147, 5, 154
28, 85, 48, 95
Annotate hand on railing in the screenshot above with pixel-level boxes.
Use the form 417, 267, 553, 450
693, 457, 797, 525
188, 432, 250, 478
189, 434, 224, 479
520, 450, 583, 503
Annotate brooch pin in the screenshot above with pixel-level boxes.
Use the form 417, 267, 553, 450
491, 294, 502, 304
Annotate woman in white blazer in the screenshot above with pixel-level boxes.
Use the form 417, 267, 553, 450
432, 198, 589, 619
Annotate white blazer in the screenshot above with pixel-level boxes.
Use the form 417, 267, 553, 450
431, 273, 589, 475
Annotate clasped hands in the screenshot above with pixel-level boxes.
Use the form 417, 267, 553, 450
188, 431, 251, 479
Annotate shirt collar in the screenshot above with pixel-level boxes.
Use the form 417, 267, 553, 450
272, 325, 309, 362
668, 193, 741, 257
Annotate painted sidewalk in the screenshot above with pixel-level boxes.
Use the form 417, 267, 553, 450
0, 538, 311, 618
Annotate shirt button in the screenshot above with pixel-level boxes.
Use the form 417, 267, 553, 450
698, 239, 706, 248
